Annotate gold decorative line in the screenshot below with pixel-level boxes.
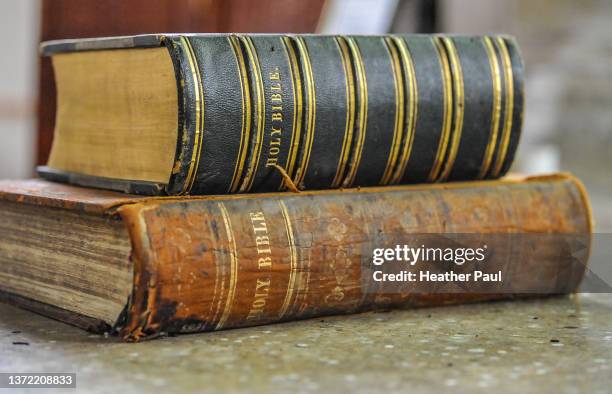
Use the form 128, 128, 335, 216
437, 37, 465, 182
331, 36, 356, 188
239, 36, 265, 192
389, 36, 418, 184
380, 37, 404, 185
292, 36, 316, 188
427, 36, 453, 182
207, 218, 224, 329
342, 37, 368, 188
490, 37, 514, 178
280, 36, 303, 190
180, 36, 205, 194
478, 36, 502, 179
210, 267, 226, 328
227, 36, 252, 193
278, 200, 297, 319
298, 249, 313, 317
215, 202, 238, 330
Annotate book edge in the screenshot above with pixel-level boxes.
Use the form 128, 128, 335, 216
0, 290, 115, 334
40, 33, 519, 56
37, 166, 166, 196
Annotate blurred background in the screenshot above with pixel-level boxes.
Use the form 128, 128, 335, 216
0, 0, 610, 229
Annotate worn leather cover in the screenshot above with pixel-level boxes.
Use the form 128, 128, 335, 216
39, 33, 524, 195
116, 174, 591, 340
0, 175, 592, 340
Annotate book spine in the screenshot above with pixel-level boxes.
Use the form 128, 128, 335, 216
164, 34, 524, 195
117, 175, 591, 341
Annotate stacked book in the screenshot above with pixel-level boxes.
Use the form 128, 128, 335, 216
0, 34, 591, 341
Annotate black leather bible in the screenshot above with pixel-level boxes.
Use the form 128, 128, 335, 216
39, 34, 524, 195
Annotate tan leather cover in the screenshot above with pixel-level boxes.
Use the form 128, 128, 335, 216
0, 175, 593, 341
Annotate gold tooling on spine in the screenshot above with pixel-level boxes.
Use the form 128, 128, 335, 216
380, 37, 404, 185
389, 36, 418, 184
228, 35, 252, 193
180, 36, 205, 194
239, 36, 266, 192
490, 37, 514, 178
331, 36, 356, 188
342, 37, 368, 188
216, 202, 238, 330
437, 37, 465, 181
427, 36, 453, 182
292, 36, 316, 188
478, 36, 502, 179
280, 36, 303, 191
278, 200, 297, 319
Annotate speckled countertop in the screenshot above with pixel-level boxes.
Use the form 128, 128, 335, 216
1, 294, 611, 394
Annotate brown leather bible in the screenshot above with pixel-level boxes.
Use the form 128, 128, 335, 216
0, 174, 591, 341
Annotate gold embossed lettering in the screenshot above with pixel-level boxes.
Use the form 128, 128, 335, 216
258, 256, 272, 268
248, 210, 273, 321
247, 278, 271, 320
270, 69, 280, 80
265, 65, 285, 172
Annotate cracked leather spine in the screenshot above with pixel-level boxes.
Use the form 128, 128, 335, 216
118, 174, 591, 341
